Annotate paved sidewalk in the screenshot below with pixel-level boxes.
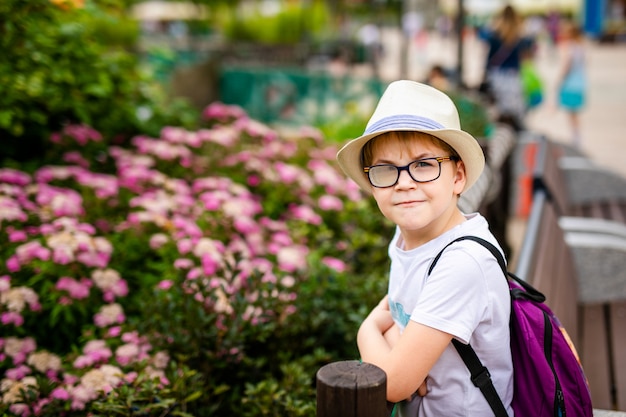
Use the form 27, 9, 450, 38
526, 39, 626, 179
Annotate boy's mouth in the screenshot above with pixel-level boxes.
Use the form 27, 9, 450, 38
395, 199, 424, 206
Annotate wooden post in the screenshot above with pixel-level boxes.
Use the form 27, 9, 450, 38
316, 360, 387, 417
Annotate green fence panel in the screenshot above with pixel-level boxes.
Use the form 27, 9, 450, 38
219, 67, 386, 126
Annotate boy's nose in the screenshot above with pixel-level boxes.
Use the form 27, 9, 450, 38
396, 169, 416, 188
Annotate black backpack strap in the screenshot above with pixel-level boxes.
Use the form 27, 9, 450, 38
451, 339, 509, 417
432, 236, 545, 302
429, 236, 509, 417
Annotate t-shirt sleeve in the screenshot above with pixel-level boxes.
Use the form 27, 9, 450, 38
409, 247, 490, 344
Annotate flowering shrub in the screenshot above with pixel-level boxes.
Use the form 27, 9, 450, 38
0, 103, 393, 416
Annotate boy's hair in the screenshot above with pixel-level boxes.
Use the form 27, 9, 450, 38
361, 131, 461, 168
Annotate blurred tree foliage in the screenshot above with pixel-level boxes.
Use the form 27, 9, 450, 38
0, 0, 198, 167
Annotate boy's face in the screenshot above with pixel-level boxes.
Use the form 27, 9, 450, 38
368, 133, 467, 249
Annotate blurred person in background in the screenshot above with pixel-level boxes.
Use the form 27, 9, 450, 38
557, 20, 587, 149
478, 5, 535, 130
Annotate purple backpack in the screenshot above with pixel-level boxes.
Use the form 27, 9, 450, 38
430, 236, 593, 417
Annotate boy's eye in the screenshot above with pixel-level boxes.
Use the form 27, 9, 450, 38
412, 159, 437, 169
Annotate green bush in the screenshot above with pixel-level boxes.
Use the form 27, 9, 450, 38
0, 0, 199, 167
0, 103, 392, 416
217, 2, 330, 45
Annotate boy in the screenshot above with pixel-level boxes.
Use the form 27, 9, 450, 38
336, 81, 514, 416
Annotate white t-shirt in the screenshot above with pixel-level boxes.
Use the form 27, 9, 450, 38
388, 213, 514, 416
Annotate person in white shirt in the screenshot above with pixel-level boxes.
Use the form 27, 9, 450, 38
336, 80, 514, 416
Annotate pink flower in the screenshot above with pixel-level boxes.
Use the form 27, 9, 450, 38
277, 245, 309, 273
247, 175, 261, 187
186, 267, 201, 280
94, 304, 125, 327
51, 245, 74, 264
6, 256, 20, 272
115, 343, 140, 366
102, 279, 128, 301
83, 340, 112, 363
121, 331, 142, 344
75, 171, 119, 199
0, 275, 10, 292
233, 217, 260, 234
288, 204, 322, 225
173, 258, 193, 269
6, 364, 31, 379
56, 277, 92, 300
157, 280, 174, 290
61, 124, 102, 145
8, 230, 28, 242
274, 162, 301, 184
35, 185, 84, 217
318, 195, 344, 211
322, 257, 347, 273
2, 312, 24, 326
0, 199, 28, 223
73, 355, 93, 368
0, 168, 31, 186
9, 403, 30, 417
15, 240, 51, 263
201, 254, 219, 276
108, 326, 122, 337
177, 239, 193, 255
150, 233, 169, 250
76, 251, 109, 268
202, 102, 247, 122
34, 166, 75, 183
63, 151, 90, 168
3, 337, 36, 364
125, 371, 138, 384
172, 216, 202, 239
51, 387, 70, 400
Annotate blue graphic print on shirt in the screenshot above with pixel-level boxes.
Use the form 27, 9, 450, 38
389, 299, 410, 328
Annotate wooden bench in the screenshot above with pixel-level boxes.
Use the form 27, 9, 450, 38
537, 138, 626, 221
514, 135, 626, 411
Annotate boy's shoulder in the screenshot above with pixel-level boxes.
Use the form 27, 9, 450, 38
438, 215, 504, 259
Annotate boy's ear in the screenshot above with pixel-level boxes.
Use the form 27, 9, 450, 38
453, 160, 467, 195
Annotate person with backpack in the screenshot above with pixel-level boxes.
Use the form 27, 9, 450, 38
336, 80, 513, 416
478, 5, 535, 130
336, 80, 594, 417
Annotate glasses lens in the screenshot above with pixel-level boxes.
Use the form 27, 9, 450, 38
368, 165, 398, 187
409, 159, 441, 182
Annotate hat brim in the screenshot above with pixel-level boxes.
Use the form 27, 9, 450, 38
336, 127, 485, 194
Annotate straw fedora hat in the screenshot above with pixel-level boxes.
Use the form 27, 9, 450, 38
336, 80, 485, 194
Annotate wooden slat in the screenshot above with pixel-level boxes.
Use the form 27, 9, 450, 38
581, 305, 613, 409
610, 302, 626, 411
608, 202, 626, 224
552, 239, 579, 344
542, 141, 570, 216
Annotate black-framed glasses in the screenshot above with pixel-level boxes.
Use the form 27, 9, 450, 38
363, 156, 459, 188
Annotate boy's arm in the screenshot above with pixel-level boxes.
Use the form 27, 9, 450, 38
358, 307, 452, 403
383, 322, 401, 346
